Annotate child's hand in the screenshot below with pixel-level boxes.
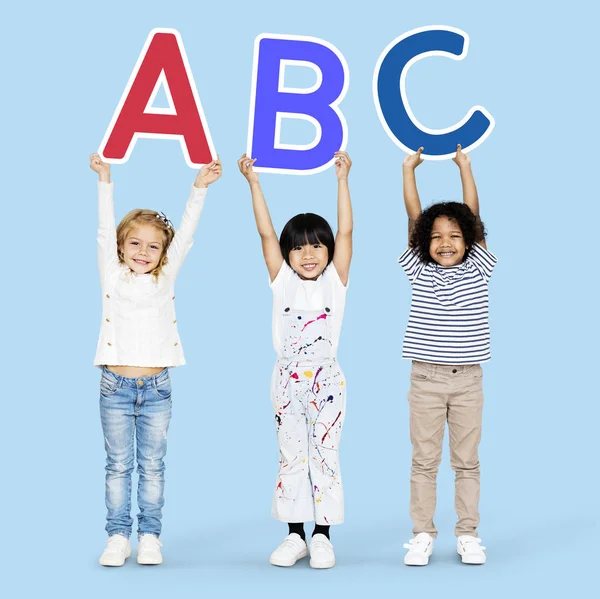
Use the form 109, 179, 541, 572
90, 153, 110, 182
194, 157, 222, 188
452, 144, 471, 169
403, 147, 424, 170
237, 153, 259, 184
334, 151, 352, 181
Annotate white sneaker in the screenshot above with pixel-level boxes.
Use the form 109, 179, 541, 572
137, 534, 163, 565
99, 534, 131, 566
403, 532, 434, 566
457, 535, 486, 564
269, 533, 308, 567
309, 534, 335, 569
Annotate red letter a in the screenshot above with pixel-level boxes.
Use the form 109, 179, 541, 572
99, 28, 215, 168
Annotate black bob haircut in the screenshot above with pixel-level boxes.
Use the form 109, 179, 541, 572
279, 213, 335, 267
410, 202, 486, 264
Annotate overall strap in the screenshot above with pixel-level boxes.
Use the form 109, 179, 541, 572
321, 266, 334, 360
282, 269, 301, 343
283, 268, 302, 313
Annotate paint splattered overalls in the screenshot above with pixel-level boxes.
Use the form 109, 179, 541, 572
271, 269, 346, 525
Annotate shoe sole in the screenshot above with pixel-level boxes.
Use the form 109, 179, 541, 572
99, 548, 131, 567
404, 555, 430, 566
137, 556, 163, 565
310, 559, 335, 569
459, 553, 486, 565
404, 550, 432, 566
269, 549, 308, 567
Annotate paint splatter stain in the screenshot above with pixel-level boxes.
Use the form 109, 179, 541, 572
321, 411, 342, 443
298, 313, 327, 333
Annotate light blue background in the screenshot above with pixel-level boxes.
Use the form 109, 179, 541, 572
3, 1, 598, 597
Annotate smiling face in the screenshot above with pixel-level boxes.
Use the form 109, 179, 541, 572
120, 224, 166, 274
429, 216, 467, 266
288, 241, 329, 280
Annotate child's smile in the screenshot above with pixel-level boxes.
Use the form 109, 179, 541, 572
301, 262, 318, 272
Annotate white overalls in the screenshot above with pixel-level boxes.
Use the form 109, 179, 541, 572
271, 267, 346, 525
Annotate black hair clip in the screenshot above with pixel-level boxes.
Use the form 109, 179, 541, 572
156, 212, 173, 229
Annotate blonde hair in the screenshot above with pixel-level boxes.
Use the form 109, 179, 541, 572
116, 210, 175, 279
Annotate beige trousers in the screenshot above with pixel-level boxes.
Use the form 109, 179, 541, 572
407, 360, 484, 538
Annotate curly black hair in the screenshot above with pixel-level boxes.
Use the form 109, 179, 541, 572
410, 202, 486, 264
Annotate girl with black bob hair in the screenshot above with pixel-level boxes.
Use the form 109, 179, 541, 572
399, 145, 498, 568
279, 213, 335, 269
238, 151, 353, 571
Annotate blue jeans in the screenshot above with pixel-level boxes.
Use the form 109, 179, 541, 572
99, 366, 172, 538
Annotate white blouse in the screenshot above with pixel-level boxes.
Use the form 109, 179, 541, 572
93, 181, 207, 368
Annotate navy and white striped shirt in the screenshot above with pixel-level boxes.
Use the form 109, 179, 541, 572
398, 243, 498, 365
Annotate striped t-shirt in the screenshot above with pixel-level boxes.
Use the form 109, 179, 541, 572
398, 243, 498, 365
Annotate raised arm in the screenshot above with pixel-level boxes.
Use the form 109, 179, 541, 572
237, 153, 283, 282
452, 144, 486, 248
402, 147, 424, 246
166, 158, 222, 276
90, 153, 119, 284
332, 151, 352, 286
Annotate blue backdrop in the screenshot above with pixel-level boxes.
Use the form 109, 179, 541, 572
3, 1, 598, 597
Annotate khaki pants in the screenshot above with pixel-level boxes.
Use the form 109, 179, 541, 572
408, 361, 484, 538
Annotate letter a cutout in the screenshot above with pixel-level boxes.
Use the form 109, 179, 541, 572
99, 28, 216, 168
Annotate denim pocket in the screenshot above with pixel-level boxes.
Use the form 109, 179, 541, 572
100, 374, 119, 397
154, 376, 172, 399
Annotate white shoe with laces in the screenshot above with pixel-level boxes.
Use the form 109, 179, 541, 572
137, 534, 164, 565
99, 534, 131, 566
309, 534, 335, 569
269, 533, 308, 567
457, 535, 486, 564
403, 532, 434, 566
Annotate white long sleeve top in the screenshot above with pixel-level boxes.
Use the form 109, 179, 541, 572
93, 181, 207, 368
